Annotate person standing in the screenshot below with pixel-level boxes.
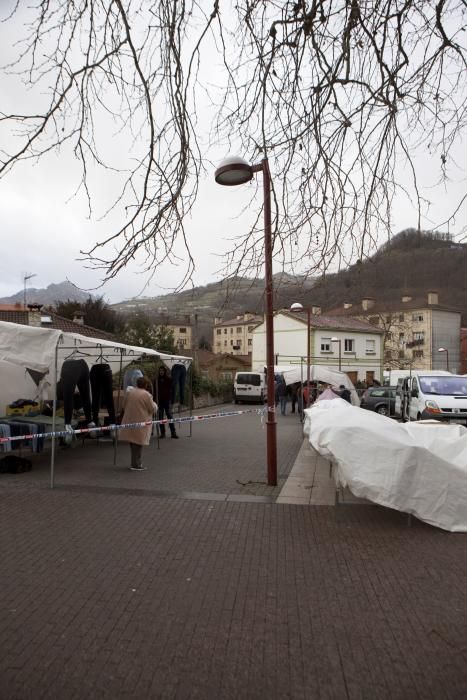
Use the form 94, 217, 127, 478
119, 376, 157, 471
154, 365, 179, 439
276, 376, 287, 416
339, 384, 352, 403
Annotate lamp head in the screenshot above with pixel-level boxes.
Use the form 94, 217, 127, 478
215, 156, 253, 186
290, 302, 304, 312
438, 347, 446, 352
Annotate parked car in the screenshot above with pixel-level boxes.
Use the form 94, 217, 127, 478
360, 386, 396, 416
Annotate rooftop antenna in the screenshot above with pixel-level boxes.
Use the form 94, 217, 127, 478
23, 272, 37, 309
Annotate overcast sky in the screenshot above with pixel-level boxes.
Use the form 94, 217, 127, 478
1, 3, 465, 304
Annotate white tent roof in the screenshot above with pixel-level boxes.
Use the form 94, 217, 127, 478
273, 364, 359, 405
0, 321, 191, 404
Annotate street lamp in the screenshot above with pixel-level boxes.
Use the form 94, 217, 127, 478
23, 272, 37, 309
437, 347, 449, 371
331, 337, 342, 371
290, 302, 311, 408
215, 155, 277, 486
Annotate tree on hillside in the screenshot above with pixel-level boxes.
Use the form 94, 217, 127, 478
121, 312, 177, 353
1, 2, 466, 285
54, 296, 122, 334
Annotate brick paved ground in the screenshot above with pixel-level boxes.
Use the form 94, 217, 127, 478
0, 404, 303, 498
0, 488, 466, 699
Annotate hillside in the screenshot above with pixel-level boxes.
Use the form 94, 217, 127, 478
307, 229, 467, 323
0, 281, 91, 306
112, 230, 467, 328
112, 273, 317, 337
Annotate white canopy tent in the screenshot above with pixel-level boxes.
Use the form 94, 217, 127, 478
273, 364, 360, 405
0, 320, 192, 486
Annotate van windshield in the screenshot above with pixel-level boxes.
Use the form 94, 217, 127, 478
419, 376, 467, 396
236, 373, 261, 386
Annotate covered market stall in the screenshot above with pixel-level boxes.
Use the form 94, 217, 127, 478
0, 320, 192, 487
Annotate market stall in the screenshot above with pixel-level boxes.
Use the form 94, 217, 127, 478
304, 398, 467, 532
0, 320, 192, 487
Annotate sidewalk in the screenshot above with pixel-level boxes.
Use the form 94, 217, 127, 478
1, 406, 466, 698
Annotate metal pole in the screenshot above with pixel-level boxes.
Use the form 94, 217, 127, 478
339, 339, 342, 372
114, 350, 123, 465
262, 158, 277, 486
50, 343, 58, 488
446, 350, 449, 372
306, 308, 311, 409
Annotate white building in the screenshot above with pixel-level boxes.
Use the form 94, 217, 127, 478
252, 308, 384, 385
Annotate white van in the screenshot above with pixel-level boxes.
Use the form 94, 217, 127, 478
395, 372, 467, 424
233, 371, 266, 404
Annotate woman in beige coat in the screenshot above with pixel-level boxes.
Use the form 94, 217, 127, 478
119, 376, 157, 471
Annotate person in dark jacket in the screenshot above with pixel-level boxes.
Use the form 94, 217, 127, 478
339, 385, 352, 403
153, 366, 178, 439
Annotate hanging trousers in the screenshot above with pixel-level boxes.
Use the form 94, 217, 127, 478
170, 364, 187, 404
158, 401, 176, 437
90, 363, 116, 424
130, 443, 143, 468
60, 359, 92, 424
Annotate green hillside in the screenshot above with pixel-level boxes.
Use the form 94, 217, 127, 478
112, 230, 467, 329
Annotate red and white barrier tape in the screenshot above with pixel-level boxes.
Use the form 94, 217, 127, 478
0, 407, 268, 444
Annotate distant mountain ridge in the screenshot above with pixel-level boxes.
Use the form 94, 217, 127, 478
0, 281, 92, 306
112, 229, 467, 327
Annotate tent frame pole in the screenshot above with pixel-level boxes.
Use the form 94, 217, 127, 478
50, 342, 59, 489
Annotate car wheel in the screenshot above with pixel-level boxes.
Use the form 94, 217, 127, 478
376, 405, 388, 416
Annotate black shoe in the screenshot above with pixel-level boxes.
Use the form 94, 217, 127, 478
159, 434, 166, 439
171, 434, 179, 439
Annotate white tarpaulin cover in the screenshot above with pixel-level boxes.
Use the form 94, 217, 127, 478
0, 320, 191, 405
304, 399, 467, 532
273, 364, 360, 405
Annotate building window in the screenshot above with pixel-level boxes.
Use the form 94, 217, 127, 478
413, 331, 424, 341
321, 337, 331, 352
248, 339, 252, 346
220, 371, 233, 380
224, 328, 227, 334
236, 339, 242, 346
224, 340, 227, 346
366, 339, 376, 354
236, 327, 242, 333
216, 329, 222, 335
398, 350, 405, 358
179, 327, 186, 333
216, 342, 221, 348
344, 339, 354, 352
412, 314, 424, 322
230, 328, 233, 334
178, 339, 186, 346
399, 314, 404, 322
230, 339, 234, 346
413, 350, 424, 358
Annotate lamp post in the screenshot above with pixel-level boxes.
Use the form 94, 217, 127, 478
290, 302, 311, 408
437, 347, 449, 371
215, 155, 277, 486
23, 272, 37, 309
331, 337, 342, 371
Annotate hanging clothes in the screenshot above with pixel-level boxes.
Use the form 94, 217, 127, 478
60, 359, 92, 425
170, 364, 187, 404
90, 363, 116, 424
123, 368, 143, 391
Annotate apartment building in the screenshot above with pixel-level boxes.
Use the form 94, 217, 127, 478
152, 314, 193, 351
213, 313, 263, 356
327, 292, 462, 373
251, 308, 384, 384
